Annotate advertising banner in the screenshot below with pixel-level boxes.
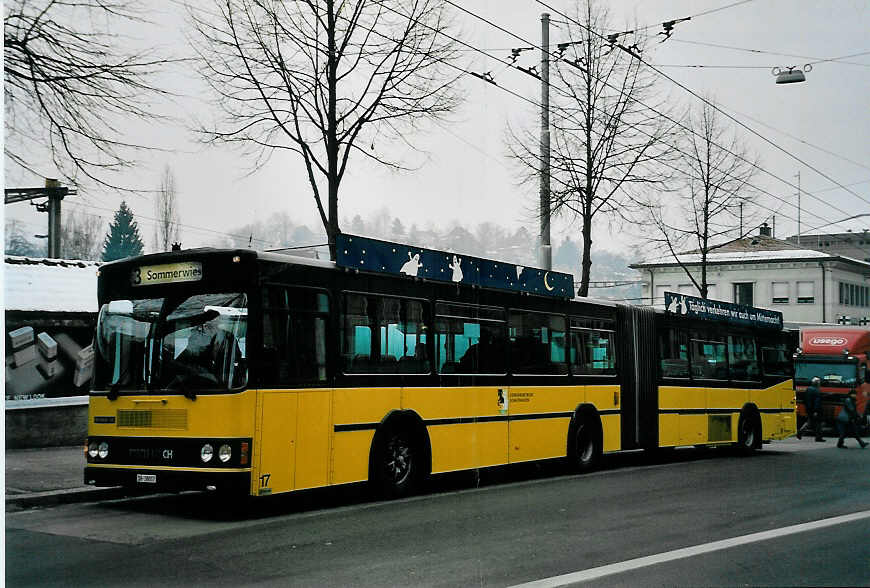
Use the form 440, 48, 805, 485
664, 291, 783, 330
336, 233, 574, 298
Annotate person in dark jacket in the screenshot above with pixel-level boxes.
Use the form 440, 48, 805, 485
797, 377, 825, 442
836, 389, 868, 449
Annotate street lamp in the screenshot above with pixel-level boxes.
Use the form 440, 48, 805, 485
773, 64, 811, 84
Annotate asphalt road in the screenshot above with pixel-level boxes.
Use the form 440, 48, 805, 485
6, 439, 870, 587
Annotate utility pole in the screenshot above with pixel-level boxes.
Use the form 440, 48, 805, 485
5, 178, 75, 258
739, 202, 743, 235
796, 171, 801, 246
539, 12, 552, 270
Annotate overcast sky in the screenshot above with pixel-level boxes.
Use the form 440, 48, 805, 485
4, 0, 869, 257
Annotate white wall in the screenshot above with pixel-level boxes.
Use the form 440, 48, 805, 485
638, 260, 869, 324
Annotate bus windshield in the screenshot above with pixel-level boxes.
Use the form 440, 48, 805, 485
94, 292, 248, 394
794, 360, 857, 387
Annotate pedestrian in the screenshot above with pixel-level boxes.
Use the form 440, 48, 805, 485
797, 376, 825, 442
836, 389, 868, 449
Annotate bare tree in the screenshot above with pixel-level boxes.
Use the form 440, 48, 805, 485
4, 0, 170, 188
189, 0, 464, 259
508, 0, 676, 296
154, 165, 181, 252
60, 208, 104, 259
5, 219, 43, 256
640, 99, 760, 299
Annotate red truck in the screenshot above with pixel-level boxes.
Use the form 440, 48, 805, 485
794, 326, 870, 432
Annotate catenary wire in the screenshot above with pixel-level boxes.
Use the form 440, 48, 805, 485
436, 0, 868, 230
367, 0, 864, 246
529, 0, 870, 209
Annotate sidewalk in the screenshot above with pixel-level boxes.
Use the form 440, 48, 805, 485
5, 445, 125, 510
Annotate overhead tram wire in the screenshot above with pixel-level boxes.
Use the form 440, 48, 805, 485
597, 0, 756, 38
63, 199, 285, 249
530, 0, 870, 211
690, 0, 756, 18
722, 107, 870, 176
442, 0, 860, 220
669, 40, 870, 67
439, 0, 862, 225
365, 0, 863, 241
364, 2, 862, 245
652, 49, 870, 77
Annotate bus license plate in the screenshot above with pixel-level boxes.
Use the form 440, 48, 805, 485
137, 474, 157, 484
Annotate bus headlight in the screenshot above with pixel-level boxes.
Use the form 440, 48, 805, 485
88, 442, 99, 459
97, 442, 109, 459
201, 444, 214, 463
218, 444, 232, 463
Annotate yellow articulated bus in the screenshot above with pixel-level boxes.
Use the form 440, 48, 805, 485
85, 235, 796, 499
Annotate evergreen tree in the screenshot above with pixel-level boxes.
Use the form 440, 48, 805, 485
391, 218, 406, 239
102, 201, 144, 261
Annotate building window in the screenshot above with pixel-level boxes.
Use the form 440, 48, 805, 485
654, 284, 670, 305
771, 282, 789, 304
797, 281, 815, 304
733, 282, 753, 306
839, 282, 870, 307
707, 284, 718, 300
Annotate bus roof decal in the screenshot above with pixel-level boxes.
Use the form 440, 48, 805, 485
335, 234, 574, 298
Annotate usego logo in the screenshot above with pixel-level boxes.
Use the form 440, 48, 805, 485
810, 337, 847, 346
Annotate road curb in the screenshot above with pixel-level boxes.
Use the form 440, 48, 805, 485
6, 486, 130, 511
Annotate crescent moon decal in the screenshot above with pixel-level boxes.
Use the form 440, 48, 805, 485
543, 272, 554, 291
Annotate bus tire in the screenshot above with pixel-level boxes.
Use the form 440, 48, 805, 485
737, 409, 762, 454
567, 412, 602, 473
370, 425, 424, 499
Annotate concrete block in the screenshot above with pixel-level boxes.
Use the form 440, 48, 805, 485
37, 332, 58, 360
13, 345, 37, 367
73, 346, 94, 387
9, 326, 34, 349
38, 361, 58, 379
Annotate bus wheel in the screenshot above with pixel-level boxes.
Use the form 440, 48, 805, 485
737, 411, 761, 454
374, 430, 418, 499
569, 418, 601, 473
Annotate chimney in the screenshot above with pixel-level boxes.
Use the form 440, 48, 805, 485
758, 222, 771, 237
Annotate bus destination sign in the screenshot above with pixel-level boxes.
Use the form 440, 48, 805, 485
132, 261, 203, 287
336, 234, 574, 298
664, 291, 783, 330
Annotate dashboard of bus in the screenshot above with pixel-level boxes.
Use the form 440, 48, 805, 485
93, 291, 248, 395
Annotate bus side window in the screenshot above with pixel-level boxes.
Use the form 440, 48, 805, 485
659, 328, 689, 378
569, 317, 616, 376
509, 311, 568, 375
691, 337, 727, 380
262, 286, 329, 385
728, 335, 759, 381
343, 293, 430, 374
761, 345, 791, 377
435, 303, 506, 375
262, 287, 290, 384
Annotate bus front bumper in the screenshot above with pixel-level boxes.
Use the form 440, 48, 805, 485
84, 466, 251, 494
